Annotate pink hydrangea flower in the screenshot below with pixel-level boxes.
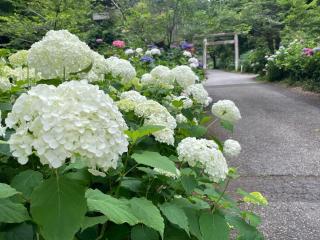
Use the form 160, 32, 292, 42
112, 40, 125, 48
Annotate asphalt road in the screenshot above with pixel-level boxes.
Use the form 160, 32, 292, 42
205, 70, 320, 240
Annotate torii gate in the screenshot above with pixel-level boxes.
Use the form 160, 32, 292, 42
203, 32, 239, 71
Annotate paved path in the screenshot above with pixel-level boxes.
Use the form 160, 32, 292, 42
205, 70, 320, 240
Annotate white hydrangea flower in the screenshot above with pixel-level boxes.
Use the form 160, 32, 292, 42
150, 65, 174, 86
117, 99, 137, 112
10, 67, 40, 81
6, 80, 128, 174
0, 111, 6, 137
150, 48, 161, 56
120, 90, 147, 102
211, 100, 241, 124
28, 30, 93, 79
223, 139, 241, 158
154, 167, 180, 179
8, 50, 29, 67
135, 100, 176, 145
183, 51, 192, 58
145, 50, 152, 56
106, 56, 136, 83
190, 62, 199, 68
176, 114, 188, 124
135, 48, 144, 54
125, 49, 135, 55
82, 51, 108, 82
177, 137, 228, 182
0, 77, 11, 92
188, 57, 199, 64
172, 65, 197, 89
183, 84, 210, 106
140, 73, 153, 85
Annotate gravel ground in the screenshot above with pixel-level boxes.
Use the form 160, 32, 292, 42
205, 70, 320, 240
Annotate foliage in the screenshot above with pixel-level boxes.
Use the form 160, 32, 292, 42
0, 30, 266, 239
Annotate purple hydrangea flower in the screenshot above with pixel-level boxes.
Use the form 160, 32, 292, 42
303, 48, 313, 56
140, 56, 154, 63
180, 41, 193, 50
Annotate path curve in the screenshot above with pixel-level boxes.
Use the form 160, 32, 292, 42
205, 70, 320, 240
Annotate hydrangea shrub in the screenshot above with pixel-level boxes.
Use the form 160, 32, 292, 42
0, 30, 266, 240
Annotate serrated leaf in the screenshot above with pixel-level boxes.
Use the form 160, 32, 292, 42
11, 170, 43, 199
131, 151, 178, 175
81, 216, 109, 232
0, 183, 19, 199
0, 198, 30, 223
131, 225, 159, 240
220, 120, 234, 132
237, 189, 268, 206
120, 177, 142, 192
85, 189, 139, 225
129, 197, 164, 239
159, 202, 189, 235
30, 176, 87, 240
172, 100, 183, 108
199, 212, 230, 240
125, 125, 165, 143
181, 175, 198, 194
225, 214, 263, 240
184, 208, 202, 240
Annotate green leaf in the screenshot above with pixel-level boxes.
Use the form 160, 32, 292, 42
120, 177, 142, 192
0, 198, 30, 223
181, 175, 198, 194
225, 214, 263, 240
30, 176, 87, 240
11, 170, 43, 199
159, 202, 189, 235
0, 183, 19, 199
81, 216, 109, 232
184, 208, 202, 240
199, 212, 230, 240
0, 102, 12, 111
237, 189, 268, 206
129, 197, 164, 239
131, 151, 178, 175
4, 223, 33, 240
220, 120, 234, 132
131, 225, 159, 240
85, 189, 139, 225
172, 100, 183, 108
125, 125, 165, 143
0, 143, 11, 157
241, 211, 261, 227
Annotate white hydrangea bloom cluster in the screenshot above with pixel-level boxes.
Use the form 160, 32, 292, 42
172, 65, 197, 89
82, 51, 108, 82
150, 65, 174, 85
150, 48, 161, 56
136, 48, 143, 54
135, 100, 177, 145
223, 139, 241, 158
211, 100, 241, 124
5, 80, 128, 174
120, 90, 147, 102
8, 50, 29, 67
183, 51, 192, 58
117, 90, 147, 113
10, 67, 40, 82
0, 111, 6, 137
106, 57, 136, 83
154, 167, 181, 179
176, 114, 188, 124
177, 137, 228, 182
188, 57, 199, 68
28, 30, 93, 79
0, 77, 11, 92
125, 49, 134, 55
140, 66, 174, 89
183, 84, 211, 106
